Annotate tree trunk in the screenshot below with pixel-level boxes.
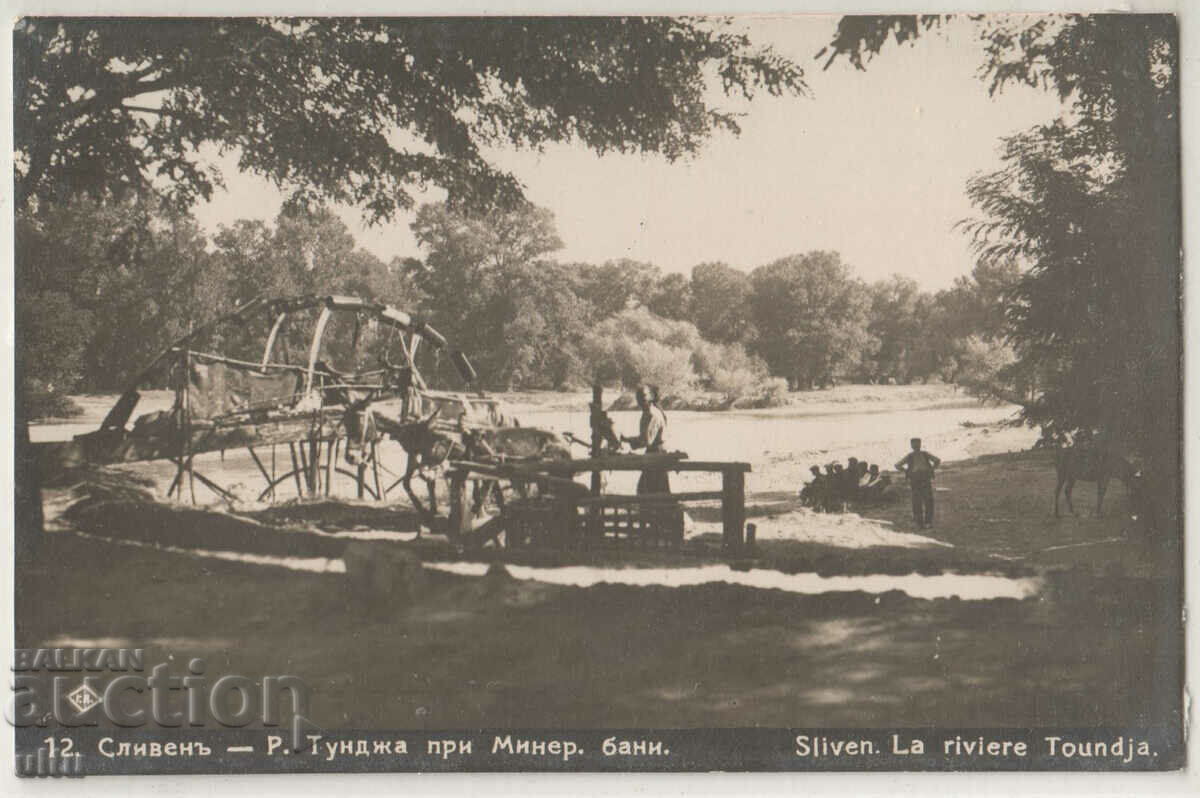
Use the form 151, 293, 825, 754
14, 390, 43, 567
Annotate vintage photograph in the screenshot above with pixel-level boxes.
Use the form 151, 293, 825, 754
11, 11, 1184, 774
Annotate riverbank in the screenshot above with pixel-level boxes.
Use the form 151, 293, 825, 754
28, 383, 1002, 439
17, 440, 1180, 731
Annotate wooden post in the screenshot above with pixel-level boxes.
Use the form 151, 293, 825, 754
587, 383, 603, 541
447, 471, 472, 543
324, 438, 335, 496
307, 438, 321, 495
721, 466, 746, 553
371, 444, 383, 501
182, 351, 197, 503
288, 443, 304, 497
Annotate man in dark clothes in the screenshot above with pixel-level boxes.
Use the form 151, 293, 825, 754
895, 438, 941, 528
822, 464, 839, 512
863, 464, 892, 502
800, 465, 825, 508
845, 457, 860, 501
830, 463, 847, 511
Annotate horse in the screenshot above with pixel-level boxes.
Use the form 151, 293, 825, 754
1054, 447, 1141, 517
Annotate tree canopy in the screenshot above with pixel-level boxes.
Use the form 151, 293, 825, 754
18, 187, 1016, 408
823, 13, 1181, 525
15, 17, 807, 218
748, 252, 873, 389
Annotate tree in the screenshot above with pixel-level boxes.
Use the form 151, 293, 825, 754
824, 14, 1181, 531
12, 15, 808, 555
901, 260, 1021, 386
646, 272, 694, 322
968, 259, 1021, 341
408, 201, 594, 389
967, 18, 1178, 476
15, 17, 806, 218
748, 252, 873, 389
16, 193, 216, 394
866, 274, 923, 382
209, 206, 407, 368
689, 261, 753, 344
570, 259, 663, 319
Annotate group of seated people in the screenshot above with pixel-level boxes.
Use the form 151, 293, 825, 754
798, 457, 893, 513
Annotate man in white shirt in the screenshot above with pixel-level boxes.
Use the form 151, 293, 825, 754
623, 385, 669, 494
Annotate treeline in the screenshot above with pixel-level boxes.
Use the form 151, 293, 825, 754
17, 193, 1016, 416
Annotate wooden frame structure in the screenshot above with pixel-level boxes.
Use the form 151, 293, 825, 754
443, 383, 750, 554
51, 294, 493, 506
444, 454, 750, 552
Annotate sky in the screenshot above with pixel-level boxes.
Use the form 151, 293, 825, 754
188, 15, 1067, 291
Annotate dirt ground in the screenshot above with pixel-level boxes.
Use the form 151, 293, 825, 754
16, 389, 1183, 731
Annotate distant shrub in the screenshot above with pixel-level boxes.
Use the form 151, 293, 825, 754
730, 377, 790, 409
757, 377, 790, 407
954, 336, 1018, 400
579, 307, 785, 406
694, 340, 770, 399
619, 338, 696, 397
578, 308, 701, 396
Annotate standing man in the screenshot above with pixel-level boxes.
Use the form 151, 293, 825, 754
895, 437, 941, 529
622, 385, 670, 494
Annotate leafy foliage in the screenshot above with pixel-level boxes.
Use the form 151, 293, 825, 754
19, 186, 1017, 414
16, 194, 215, 393
688, 261, 753, 344
407, 201, 592, 389
569, 260, 661, 319
961, 17, 1180, 463
817, 15, 945, 71
748, 252, 873, 388
865, 275, 922, 382
15, 195, 411, 406
824, 13, 1181, 527
645, 272, 694, 322
577, 306, 773, 402
15, 17, 807, 218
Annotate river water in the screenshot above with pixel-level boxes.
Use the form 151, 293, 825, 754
33, 388, 1035, 506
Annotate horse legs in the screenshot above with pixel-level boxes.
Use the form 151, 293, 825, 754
401, 458, 435, 535
1054, 474, 1064, 517
1096, 477, 1108, 517
1064, 478, 1077, 515
471, 479, 504, 516
423, 475, 438, 516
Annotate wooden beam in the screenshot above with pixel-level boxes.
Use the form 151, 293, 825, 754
451, 456, 750, 479
447, 462, 588, 497
667, 461, 752, 473
575, 491, 724, 506
501, 457, 751, 477
515, 453, 689, 475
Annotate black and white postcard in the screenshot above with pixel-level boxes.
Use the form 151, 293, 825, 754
7, 6, 1188, 780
